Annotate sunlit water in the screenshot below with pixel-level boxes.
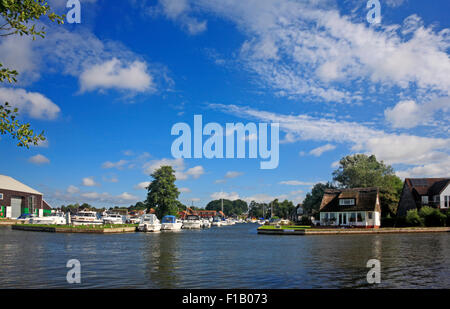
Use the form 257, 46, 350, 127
0, 224, 449, 288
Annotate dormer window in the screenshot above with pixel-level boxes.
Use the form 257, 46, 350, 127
421, 196, 429, 204
339, 199, 355, 206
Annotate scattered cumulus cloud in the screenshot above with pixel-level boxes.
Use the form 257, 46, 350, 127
28, 154, 50, 165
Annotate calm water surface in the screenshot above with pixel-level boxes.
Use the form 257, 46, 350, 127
0, 224, 449, 288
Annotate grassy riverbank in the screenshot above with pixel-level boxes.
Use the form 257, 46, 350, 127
257, 225, 450, 235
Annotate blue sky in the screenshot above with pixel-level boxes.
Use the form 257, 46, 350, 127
0, 0, 449, 208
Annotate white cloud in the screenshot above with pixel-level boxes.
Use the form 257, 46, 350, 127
0, 87, 60, 120
143, 158, 205, 181
82, 177, 99, 187
134, 181, 151, 190
80, 191, 139, 204
179, 187, 191, 193
180, 1, 450, 102
385, 97, 450, 129
28, 154, 50, 165
210, 103, 450, 178
102, 159, 129, 169
79, 58, 154, 93
185, 166, 205, 179
279, 180, 317, 186
210, 191, 241, 201
150, 0, 207, 35
225, 171, 244, 179
309, 144, 336, 157
66, 185, 80, 194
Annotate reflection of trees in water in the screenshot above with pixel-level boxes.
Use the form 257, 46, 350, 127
144, 231, 181, 288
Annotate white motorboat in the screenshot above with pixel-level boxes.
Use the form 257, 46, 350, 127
138, 214, 161, 232
201, 219, 211, 228
161, 215, 183, 231
102, 212, 124, 224
71, 211, 103, 225
30, 212, 66, 225
211, 217, 222, 227
182, 215, 202, 229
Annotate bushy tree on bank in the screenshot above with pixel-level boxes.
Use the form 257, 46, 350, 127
302, 182, 336, 215
145, 166, 180, 218
205, 199, 248, 216
406, 207, 448, 227
332, 154, 403, 217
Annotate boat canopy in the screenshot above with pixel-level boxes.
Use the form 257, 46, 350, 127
186, 215, 200, 220
141, 214, 159, 224
162, 215, 176, 223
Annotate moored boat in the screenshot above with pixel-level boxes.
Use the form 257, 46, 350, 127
138, 214, 161, 232
161, 215, 183, 230
71, 210, 103, 225
182, 215, 202, 229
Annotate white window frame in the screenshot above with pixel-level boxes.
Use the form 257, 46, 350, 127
339, 199, 355, 206
0, 193, 3, 200
421, 196, 428, 204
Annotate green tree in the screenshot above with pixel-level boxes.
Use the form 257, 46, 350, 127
0, 0, 64, 147
406, 209, 423, 227
145, 166, 180, 218
302, 182, 336, 215
332, 154, 403, 217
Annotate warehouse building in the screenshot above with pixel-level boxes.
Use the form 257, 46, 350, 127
0, 175, 52, 218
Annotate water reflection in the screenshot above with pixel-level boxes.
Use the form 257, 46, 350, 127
0, 226, 449, 288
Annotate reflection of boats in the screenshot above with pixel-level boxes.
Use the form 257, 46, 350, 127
72, 211, 103, 225
138, 214, 161, 232
161, 215, 183, 231
182, 215, 202, 229
30, 212, 67, 225
212, 217, 222, 227
102, 212, 124, 224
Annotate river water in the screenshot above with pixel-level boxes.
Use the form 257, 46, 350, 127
0, 223, 449, 288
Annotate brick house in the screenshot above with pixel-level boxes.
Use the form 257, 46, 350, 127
0, 175, 52, 218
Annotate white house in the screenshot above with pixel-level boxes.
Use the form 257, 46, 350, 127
319, 187, 381, 228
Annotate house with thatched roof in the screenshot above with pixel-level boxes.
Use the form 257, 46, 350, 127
319, 187, 381, 228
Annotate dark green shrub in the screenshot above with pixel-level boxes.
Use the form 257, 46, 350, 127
406, 209, 424, 227
419, 206, 446, 227
381, 217, 396, 227
299, 215, 312, 225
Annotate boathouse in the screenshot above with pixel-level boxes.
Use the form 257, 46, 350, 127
0, 175, 52, 219
319, 187, 381, 228
397, 178, 450, 217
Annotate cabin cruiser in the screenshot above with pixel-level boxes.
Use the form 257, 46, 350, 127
201, 219, 211, 228
71, 211, 103, 225
161, 215, 183, 230
138, 214, 161, 232
182, 215, 202, 229
211, 217, 222, 227
30, 212, 67, 225
102, 212, 124, 224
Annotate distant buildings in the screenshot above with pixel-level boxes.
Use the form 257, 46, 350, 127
319, 187, 381, 228
0, 175, 52, 219
397, 178, 450, 217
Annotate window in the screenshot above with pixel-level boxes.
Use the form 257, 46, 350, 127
0, 193, 3, 200
368, 212, 373, 220
349, 213, 356, 223
339, 199, 355, 206
434, 195, 440, 203
421, 196, 429, 204
357, 212, 363, 222
445, 196, 450, 208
